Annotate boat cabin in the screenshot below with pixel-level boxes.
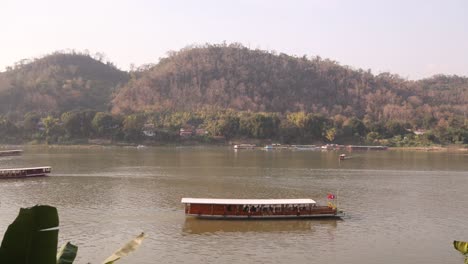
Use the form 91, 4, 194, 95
181, 198, 339, 219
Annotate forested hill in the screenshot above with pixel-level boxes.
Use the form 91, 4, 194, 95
0, 52, 129, 117
112, 44, 467, 125
1, 45, 466, 127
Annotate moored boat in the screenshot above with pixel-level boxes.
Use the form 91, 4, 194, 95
0, 166, 52, 179
346, 145, 388, 151
263, 144, 287, 150
291, 145, 320, 151
181, 197, 343, 219
233, 144, 256, 149
321, 144, 346, 150
0, 150, 23, 156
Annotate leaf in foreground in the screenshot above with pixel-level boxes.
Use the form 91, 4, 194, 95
0, 205, 59, 264
454, 241, 468, 255
454, 241, 468, 264
102, 232, 147, 264
57, 242, 78, 264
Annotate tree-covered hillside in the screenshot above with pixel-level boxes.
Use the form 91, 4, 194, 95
112, 43, 467, 130
1, 44, 465, 130
0, 44, 466, 146
0, 52, 129, 118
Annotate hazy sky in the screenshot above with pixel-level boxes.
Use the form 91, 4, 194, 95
1, 0, 467, 79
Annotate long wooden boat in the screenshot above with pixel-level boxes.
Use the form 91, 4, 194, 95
0, 166, 52, 179
181, 198, 343, 219
0, 150, 23, 156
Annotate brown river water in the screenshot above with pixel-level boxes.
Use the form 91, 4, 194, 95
0, 146, 467, 263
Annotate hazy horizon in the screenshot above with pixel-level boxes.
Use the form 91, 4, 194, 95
1, 0, 467, 79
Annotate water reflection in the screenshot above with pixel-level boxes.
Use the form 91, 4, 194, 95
182, 217, 338, 234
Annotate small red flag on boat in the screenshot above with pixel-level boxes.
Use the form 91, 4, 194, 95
327, 193, 336, 199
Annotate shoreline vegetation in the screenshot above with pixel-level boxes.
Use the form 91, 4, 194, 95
0, 108, 466, 149
0, 108, 466, 152
1, 142, 467, 152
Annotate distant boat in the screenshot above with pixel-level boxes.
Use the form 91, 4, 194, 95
136, 145, 147, 149
346, 145, 388, 151
0, 166, 51, 179
321, 144, 345, 150
263, 144, 286, 150
291, 145, 320, 151
339, 154, 346, 160
233, 144, 256, 149
181, 198, 343, 219
0, 150, 23, 157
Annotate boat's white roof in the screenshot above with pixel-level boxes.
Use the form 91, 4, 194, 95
0, 166, 51, 171
181, 198, 316, 205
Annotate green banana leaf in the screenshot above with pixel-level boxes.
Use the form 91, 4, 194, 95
0, 205, 59, 264
57, 242, 78, 264
102, 232, 147, 264
454, 241, 468, 255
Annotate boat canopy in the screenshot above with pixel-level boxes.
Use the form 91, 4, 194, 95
181, 198, 316, 205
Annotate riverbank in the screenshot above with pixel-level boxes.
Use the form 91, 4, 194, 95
389, 146, 468, 152
2, 142, 467, 152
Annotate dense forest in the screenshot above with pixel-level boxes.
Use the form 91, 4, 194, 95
0, 44, 466, 146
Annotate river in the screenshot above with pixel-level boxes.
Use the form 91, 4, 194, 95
0, 146, 467, 263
